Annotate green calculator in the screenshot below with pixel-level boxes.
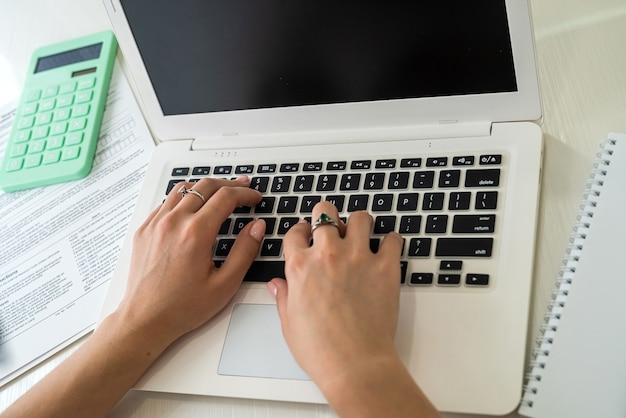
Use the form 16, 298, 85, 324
0, 31, 117, 192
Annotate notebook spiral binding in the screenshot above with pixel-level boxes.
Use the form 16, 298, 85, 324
519, 138, 617, 409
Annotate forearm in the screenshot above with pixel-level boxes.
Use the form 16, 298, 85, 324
321, 353, 441, 418
1, 312, 169, 418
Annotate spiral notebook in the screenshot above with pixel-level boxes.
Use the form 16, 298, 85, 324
519, 133, 626, 418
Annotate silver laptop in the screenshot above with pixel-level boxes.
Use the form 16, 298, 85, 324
99, 0, 543, 414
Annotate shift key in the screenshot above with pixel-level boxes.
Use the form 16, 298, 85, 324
435, 238, 493, 257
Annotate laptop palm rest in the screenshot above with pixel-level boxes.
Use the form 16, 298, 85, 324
218, 303, 309, 380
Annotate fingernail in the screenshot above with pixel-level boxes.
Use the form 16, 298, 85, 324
236, 175, 250, 183
267, 281, 278, 297
249, 219, 266, 242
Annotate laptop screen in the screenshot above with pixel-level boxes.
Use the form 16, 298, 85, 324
120, 1, 517, 116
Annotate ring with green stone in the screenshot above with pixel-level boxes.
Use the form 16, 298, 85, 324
310, 213, 340, 233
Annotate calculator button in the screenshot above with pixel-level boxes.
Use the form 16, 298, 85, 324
75, 91, 93, 103
28, 140, 46, 153
22, 102, 38, 115
24, 154, 42, 168
62, 147, 81, 161
17, 116, 35, 130
66, 132, 83, 145
32, 126, 49, 139
9, 143, 28, 157
50, 122, 68, 136
69, 118, 87, 131
42, 85, 59, 98
54, 108, 72, 121
60, 81, 77, 94
14, 130, 31, 143
39, 99, 56, 112
6, 158, 24, 172
43, 151, 61, 165
57, 95, 74, 108
25, 89, 41, 102
73, 104, 90, 117
77, 78, 96, 90
35, 112, 53, 125
47, 136, 64, 149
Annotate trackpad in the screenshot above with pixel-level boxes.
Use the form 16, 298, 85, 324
218, 303, 309, 380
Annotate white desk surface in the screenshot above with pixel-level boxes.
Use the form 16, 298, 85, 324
1, 1, 625, 417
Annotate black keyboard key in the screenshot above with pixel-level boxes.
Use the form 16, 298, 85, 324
422, 192, 444, 210
214, 166, 232, 175
452, 215, 496, 234
400, 158, 422, 168
465, 169, 500, 187
303, 162, 323, 171
271, 176, 292, 192
277, 217, 300, 234
316, 174, 337, 191
397, 193, 419, 211
374, 216, 396, 234
351, 160, 371, 170
301, 196, 321, 213
172, 167, 189, 176
375, 159, 396, 169
425, 215, 448, 234
259, 217, 277, 235
242, 261, 286, 282
250, 176, 269, 192
410, 273, 434, 285
466, 274, 490, 286
399, 215, 421, 234
438, 274, 461, 286
400, 261, 408, 284
258, 164, 277, 173
440, 260, 463, 270
452, 156, 474, 166
277, 196, 299, 213
215, 239, 235, 256
293, 175, 314, 192
255, 197, 276, 213
475, 191, 498, 210
233, 206, 252, 214
280, 163, 300, 172
449, 192, 471, 210
261, 239, 283, 257
407, 238, 432, 257
340, 174, 361, 191
192, 166, 211, 175
364, 173, 385, 190
372, 194, 393, 211
369, 238, 380, 253
235, 165, 255, 174
435, 238, 493, 257
218, 218, 232, 235
426, 157, 448, 167
388, 172, 409, 189
438, 170, 461, 188
479, 154, 502, 165
347, 194, 369, 212
232, 218, 254, 234
166, 179, 184, 195
413, 171, 435, 188
325, 195, 346, 212
327, 161, 347, 170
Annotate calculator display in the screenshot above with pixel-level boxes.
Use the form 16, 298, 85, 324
35, 43, 103, 73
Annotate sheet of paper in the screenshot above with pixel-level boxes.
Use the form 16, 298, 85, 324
0, 62, 155, 386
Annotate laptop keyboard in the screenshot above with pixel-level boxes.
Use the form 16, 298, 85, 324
165, 153, 502, 289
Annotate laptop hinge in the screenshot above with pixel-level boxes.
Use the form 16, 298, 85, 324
191, 121, 492, 150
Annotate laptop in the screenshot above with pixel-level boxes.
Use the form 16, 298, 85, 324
99, 0, 543, 415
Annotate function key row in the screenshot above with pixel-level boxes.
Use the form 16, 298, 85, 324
170, 155, 503, 177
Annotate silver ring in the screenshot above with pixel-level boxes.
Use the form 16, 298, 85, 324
311, 213, 339, 233
178, 185, 206, 203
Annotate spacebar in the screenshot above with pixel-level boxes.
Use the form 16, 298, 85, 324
243, 261, 286, 282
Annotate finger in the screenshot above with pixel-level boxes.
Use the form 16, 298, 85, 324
196, 186, 263, 237
283, 220, 312, 258
177, 176, 252, 213
161, 181, 189, 211
310, 201, 344, 245
344, 210, 374, 247
378, 231, 404, 258
268, 278, 289, 331
214, 219, 265, 289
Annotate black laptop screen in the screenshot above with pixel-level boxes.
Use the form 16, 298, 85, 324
120, 1, 518, 116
